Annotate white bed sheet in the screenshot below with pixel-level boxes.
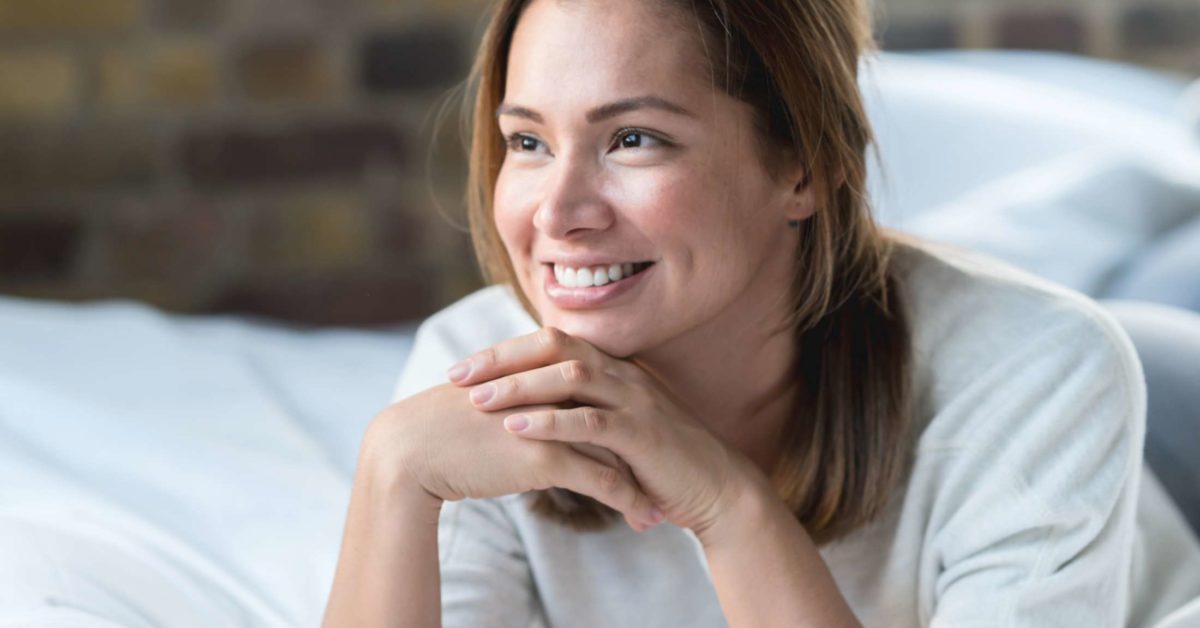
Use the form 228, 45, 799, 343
0, 298, 411, 626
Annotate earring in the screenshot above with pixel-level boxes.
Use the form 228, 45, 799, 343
787, 219, 802, 227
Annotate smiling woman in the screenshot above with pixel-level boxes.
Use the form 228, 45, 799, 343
322, 0, 1200, 627
478, 0, 908, 544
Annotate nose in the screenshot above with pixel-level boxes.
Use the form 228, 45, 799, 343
532, 155, 614, 239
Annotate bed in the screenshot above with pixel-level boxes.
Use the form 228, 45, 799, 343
1, 51, 1197, 626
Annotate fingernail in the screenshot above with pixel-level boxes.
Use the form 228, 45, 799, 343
469, 383, 495, 405
504, 414, 530, 432
446, 361, 470, 383
648, 508, 665, 524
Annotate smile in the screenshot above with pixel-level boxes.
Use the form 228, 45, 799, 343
542, 261, 656, 309
553, 262, 653, 288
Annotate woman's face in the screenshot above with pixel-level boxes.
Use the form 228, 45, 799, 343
495, 0, 812, 358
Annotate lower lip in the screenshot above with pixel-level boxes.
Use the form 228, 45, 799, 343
543, 264, 655, 309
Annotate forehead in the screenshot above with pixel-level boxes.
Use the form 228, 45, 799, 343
505, 0, 713, 115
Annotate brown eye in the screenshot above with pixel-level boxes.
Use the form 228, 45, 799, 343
610, 128, 667, 153
504, 133, 547, 154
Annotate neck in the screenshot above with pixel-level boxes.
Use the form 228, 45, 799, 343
631, 248, 799, 476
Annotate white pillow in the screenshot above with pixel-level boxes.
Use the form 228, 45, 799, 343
903, 149, 1200, 295
862, 52, 1193, 226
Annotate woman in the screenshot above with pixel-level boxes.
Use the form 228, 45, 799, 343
324, 0, 1200, 625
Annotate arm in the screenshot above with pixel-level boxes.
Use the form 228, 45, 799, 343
322, 435, 444, 628
697, 467, 862, 628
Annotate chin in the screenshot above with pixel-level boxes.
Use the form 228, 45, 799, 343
537, 309, 647, 358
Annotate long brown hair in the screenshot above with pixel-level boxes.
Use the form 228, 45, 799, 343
461, 0, 912, 546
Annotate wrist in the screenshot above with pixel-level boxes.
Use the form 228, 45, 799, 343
694, 458, 775, 550
357, 422, 444, 521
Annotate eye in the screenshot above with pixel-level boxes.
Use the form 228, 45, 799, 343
504, 133, 548, 154
610, 128, 668, 152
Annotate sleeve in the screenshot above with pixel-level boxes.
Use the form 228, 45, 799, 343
438, 497, 540, 628
922, 308, 1148, 628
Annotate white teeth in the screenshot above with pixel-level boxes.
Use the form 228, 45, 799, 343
553, 262, 648, 288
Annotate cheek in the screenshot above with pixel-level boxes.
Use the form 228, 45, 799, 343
603, 168, 699, 239
493, 172, 537, 254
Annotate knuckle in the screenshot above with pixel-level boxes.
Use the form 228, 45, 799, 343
596, 465, 621, 494
501, 376, 520, 398
537, 327, 569, 353
580, 407, 607, 434
561, 359, 591, 385
478, 346, 499, 369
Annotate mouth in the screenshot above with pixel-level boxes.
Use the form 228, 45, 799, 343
541, 260, 657, 309
549, 261, 654, 288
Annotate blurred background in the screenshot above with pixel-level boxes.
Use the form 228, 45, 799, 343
0, 0, 1197, 327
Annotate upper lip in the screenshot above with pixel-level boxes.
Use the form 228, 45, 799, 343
540, 255, 652, 267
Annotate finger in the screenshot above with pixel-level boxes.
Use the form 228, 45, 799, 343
544, 447, 663, 529
570, 442, 633, 481
445, 327, 609, 386
468, 359, 621, 411
572, 444, 652, 532
570, 442, 642, 505
504, 407, 640, 458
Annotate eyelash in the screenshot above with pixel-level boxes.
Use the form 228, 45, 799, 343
502, 128, 671, 154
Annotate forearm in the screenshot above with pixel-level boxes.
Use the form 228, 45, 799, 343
323, 443, 444, 628
700, 474, 861, 628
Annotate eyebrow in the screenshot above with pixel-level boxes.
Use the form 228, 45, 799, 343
496, 96, 696, 124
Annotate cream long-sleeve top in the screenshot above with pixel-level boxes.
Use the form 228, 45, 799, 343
390, 239, 1200, 628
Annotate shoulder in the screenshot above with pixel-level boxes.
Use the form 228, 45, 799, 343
888, 239, 1148, 564
418, 284, 535, 344
391, 285, 538, 401
891, 236, 1146, 455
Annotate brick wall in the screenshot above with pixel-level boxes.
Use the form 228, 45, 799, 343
0, 0, 1196, 326
880, 0, 1200, 73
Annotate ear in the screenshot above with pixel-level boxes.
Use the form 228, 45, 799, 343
783, 166, 817, 223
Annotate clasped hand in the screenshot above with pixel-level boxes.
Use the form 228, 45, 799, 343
444, 327, 753, 537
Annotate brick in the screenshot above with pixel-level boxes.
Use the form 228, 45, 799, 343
371, 0, 487, 12
361, 25, 467, 93
996, 9, 1088, 53
101, 198, 227, 284
1122, 4, 1200, 49
209, 270, 440, 326
0, 215, 83, 280
147, 39, 219, 106
228, 0, 344, 30
235, 38, 335, 103
0, 122, 158, 195
180, 120, 405, 187
879, 19, 961, 50
154, 0, 228, 31
0, 49, 78, 114
0, 0, 141, 33
248, 192, 374, 271
95, 48, 144, 107
429, 0, 490, 11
